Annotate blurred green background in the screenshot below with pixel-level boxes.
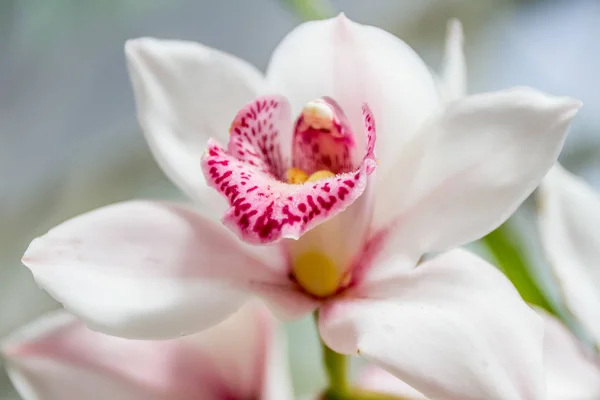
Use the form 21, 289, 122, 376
2, 0, 600, 398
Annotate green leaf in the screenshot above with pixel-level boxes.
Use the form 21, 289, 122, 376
280, 0, 334, 21
480, 221, 560, 316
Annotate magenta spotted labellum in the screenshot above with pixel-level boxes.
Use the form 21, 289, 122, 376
201, 95, 376, 244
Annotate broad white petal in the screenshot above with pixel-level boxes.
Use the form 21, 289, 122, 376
437, 19, 467, 102
368, 88, 580, 275
359, 366, 428, 400
22, 201, 316, 339
2, 312, 176, 400
126, 38, 265, 207
357, 310, 600, 400
539, 164, 600, 346
538, 309, 600, 400
1, 303, 293, 400
267, 14, 439, 170
320, 249, 545, 400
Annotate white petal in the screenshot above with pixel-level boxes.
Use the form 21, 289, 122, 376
359, 365, 428, 400
437, 19, 467, 102
368, 88, 581, 275
1, 303, 293, 400
126, 38, 265, 207
537, 309, 600, 400
22, 201, 315, 339
266, 14, 439, 169
538, 164, 600, 346
359, 315, 600, 400
320, 249, 545, 400
2, 312, 171, 400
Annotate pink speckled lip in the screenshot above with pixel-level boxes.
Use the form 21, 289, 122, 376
201, 95, 377, 245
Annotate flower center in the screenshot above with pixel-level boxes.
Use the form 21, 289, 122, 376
285, 99, 362, 297
287, 168, 335, 185
291, 251, 341, 297
287, 166, 343, 297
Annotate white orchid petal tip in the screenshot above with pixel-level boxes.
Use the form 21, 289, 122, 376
447, 18, 464, 42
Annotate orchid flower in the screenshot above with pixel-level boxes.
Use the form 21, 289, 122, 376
358, 309, 600, 400
21, 14, 582, 400
1, 302, 292, 400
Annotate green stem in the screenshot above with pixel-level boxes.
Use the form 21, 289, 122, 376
318, 322, 349, 393
323, 388, 409, 400
322, 345, 349, 393
480, 222, 559, 316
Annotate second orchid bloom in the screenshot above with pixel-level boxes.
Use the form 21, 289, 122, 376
21, 14, 581, 400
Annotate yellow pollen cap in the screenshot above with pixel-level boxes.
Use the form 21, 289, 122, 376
293, 251, 341, 297
307, 170, 335, 182
287, 168, 309, 184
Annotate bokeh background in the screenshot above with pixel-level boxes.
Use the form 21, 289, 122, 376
2, 0, 599, 398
